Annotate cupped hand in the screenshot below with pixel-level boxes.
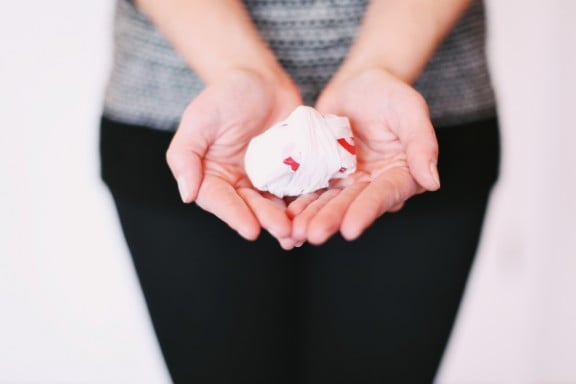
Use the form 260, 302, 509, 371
288, 68, 440, 245
166, 69, 302, 244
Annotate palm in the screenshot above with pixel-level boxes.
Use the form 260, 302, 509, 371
167, 70, 302, 242
288, 69, 440, 244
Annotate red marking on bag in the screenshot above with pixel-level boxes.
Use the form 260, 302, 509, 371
337, 137, 356, 155
283, 156, 300, 171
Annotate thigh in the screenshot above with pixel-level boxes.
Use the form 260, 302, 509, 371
300, 191, 491, 383
112, 196, 304, 384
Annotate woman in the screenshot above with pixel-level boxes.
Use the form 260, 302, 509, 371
100, 0, 499, 382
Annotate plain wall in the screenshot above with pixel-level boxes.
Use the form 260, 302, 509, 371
1, 1, 575, 383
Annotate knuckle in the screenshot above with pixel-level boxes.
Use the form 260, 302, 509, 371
165, 145, 179, 170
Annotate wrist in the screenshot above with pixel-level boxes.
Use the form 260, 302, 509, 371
336, 0, 474, 84
211, 63, 298, 103
326, 65, 403, 94
135, 0, 292, 87
206, 52, 291, 89
335, 57, 419, 85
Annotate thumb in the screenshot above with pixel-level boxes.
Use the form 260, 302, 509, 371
398, 104, 440, 192
166, 105, 213, 203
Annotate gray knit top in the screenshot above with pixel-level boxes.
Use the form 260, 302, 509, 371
103, 0, 496, 131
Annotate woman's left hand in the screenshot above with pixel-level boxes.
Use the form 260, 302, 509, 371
288, 68, 441, 244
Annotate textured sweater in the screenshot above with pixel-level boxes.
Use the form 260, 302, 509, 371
103, 0, 496, 131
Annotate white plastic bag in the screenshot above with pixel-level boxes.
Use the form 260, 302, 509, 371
245, 106, 357, 198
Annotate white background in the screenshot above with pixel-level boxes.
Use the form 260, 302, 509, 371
1, 1, 575, 383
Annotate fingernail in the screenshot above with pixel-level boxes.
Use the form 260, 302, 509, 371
177, 176, 190, 203
238, 226, 258, 241
295, 241, 304, 248
429, 162, 441, 189
279, 238, 294, 251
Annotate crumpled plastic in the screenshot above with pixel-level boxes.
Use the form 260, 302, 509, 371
245, 105, 357, 198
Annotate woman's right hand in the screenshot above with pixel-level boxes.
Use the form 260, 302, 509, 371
166, 68, 302, 245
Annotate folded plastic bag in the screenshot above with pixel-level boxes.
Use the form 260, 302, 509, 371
245, 106, 357, 198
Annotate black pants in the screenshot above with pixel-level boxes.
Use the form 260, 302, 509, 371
101, 117, 500, 384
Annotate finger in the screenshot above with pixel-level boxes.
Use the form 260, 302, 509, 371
166, 104, 216, 203
286, 191, 322, 219
291, 189, 340, 242
395, 98, 440, 192
389, 201, 405, 213
196, 176, 260, 241
238, 189, 301, 250
166, 143, 203, 203
263, 192, 289, 210
278, 238, 294, 250
307, 182, 368, 245
238, 188, 291, 240
278, 237, 302, 251
340, 168, 418, 241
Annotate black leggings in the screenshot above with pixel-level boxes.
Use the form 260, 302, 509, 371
102, 117, 500, 384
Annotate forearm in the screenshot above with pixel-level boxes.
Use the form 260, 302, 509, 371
339, 0, 473, 83
134, 0, 287, 84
